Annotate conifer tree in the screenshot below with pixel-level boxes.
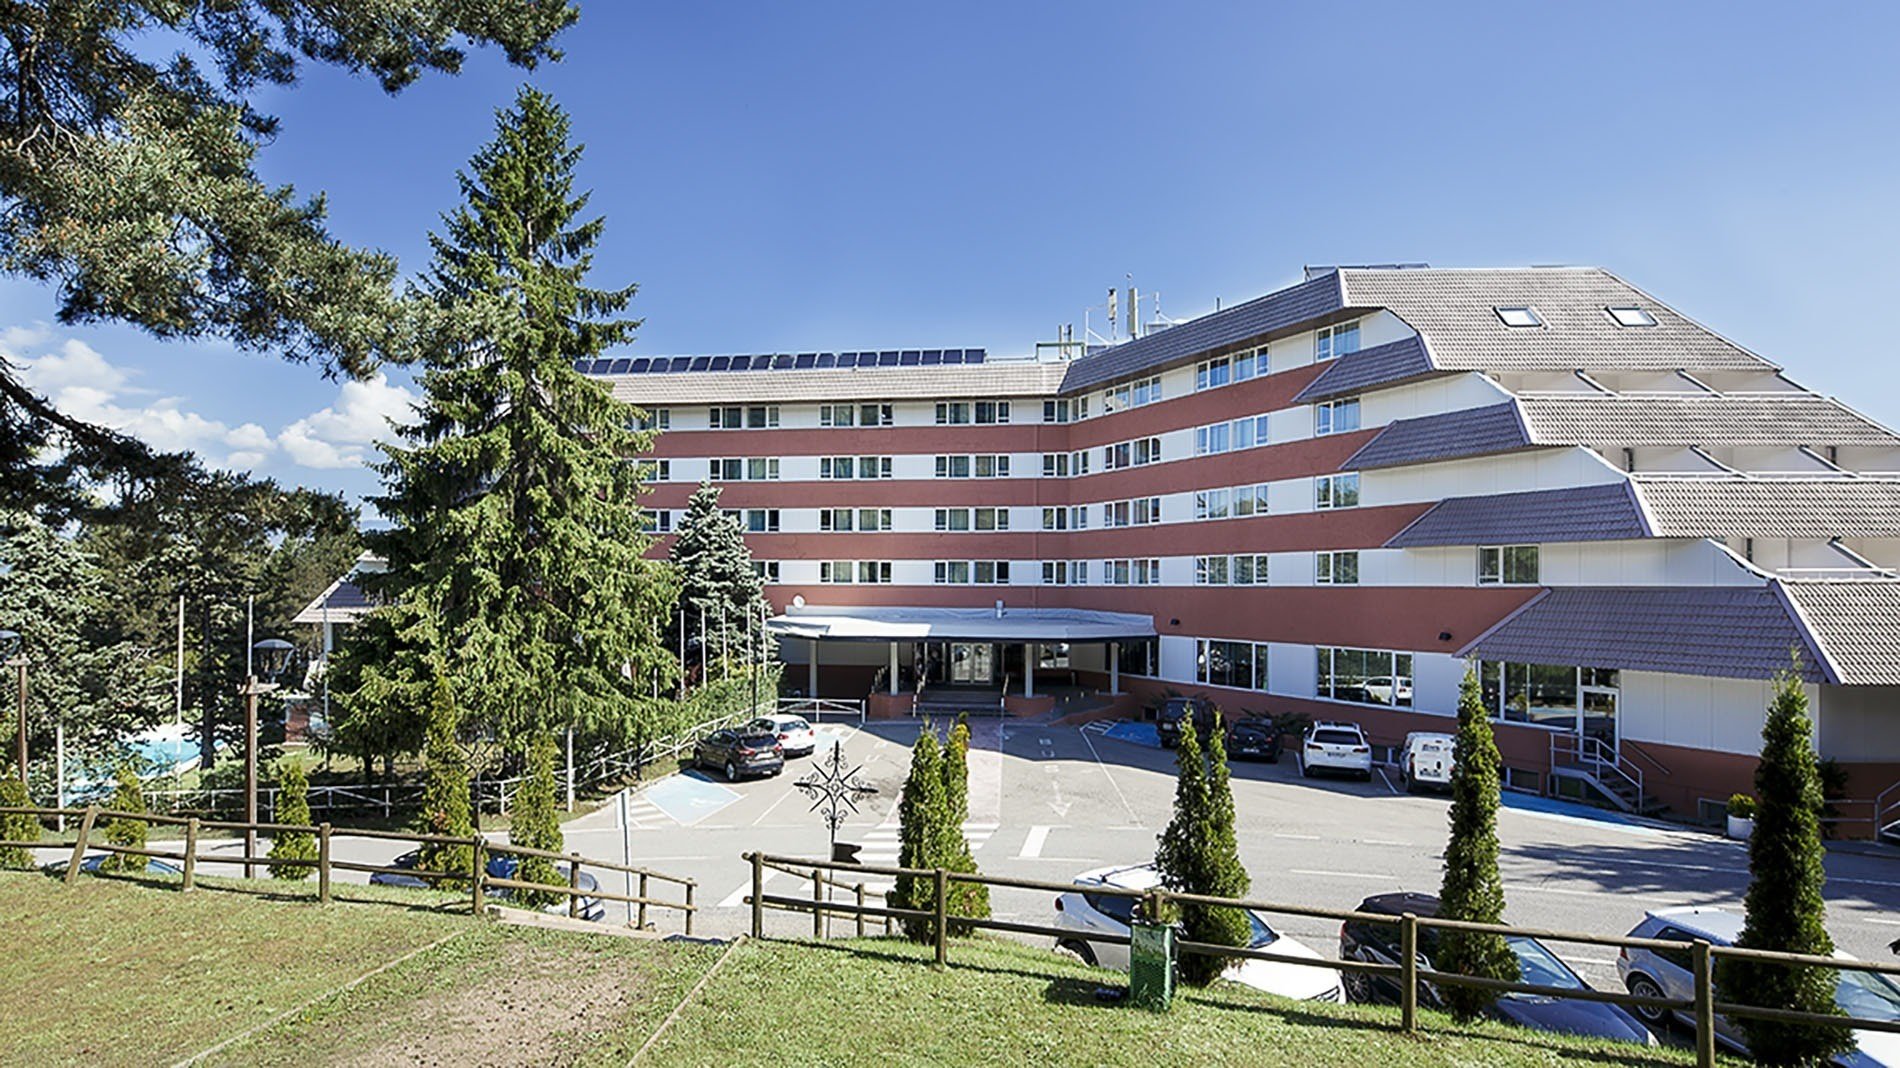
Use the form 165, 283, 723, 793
0, 769, 36, 869
100, 764, 148, 874
891, 727, 951, 942
508, 731, 564, 909
1437, 668, 1518, 1021
362, 86, 675, 750
417, 673, 476, 884
940, 713, 990, 932
1717, 668, 1851, 1065
1154, 713, 1252, 985
669, 482, 769, 680
269, 760, 317, 881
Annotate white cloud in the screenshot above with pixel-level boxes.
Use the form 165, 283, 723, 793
277, 374, 415, 469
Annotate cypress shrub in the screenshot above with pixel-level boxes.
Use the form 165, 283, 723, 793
508, 731, 565, 909
0, 770, 36, 869
940, 713, 990, 933
1155, 712, 1253, 985
890, 726, 948, 942
1436, 668, 1518, 1021
100, 764, 148, 874
1716, 668, 1852, 1065
268, 760, 317, 880
417, 673, 475, 886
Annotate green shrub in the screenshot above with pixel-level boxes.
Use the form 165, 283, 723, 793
1436, 668, 1518, 1022
889, 726, 954, 943
0, 771, 37, 869
940, 714, 990, 934
416, 673, 474, 886
1155, 711, 1252, 986
100, 764, 148, 874
1727, 793, 1759, 819
507, 731, 564, 910
268, 760, 317, 880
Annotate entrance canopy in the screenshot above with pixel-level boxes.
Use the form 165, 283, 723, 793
766, 604, 1155, 644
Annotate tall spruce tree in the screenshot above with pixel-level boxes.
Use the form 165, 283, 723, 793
669, 482, 769, 682
1717, 667, 1851, 1066
1154, 713, 1252, 985
940, 714, 990, 932
362, 87, 675, 748
417, 672, 476, 884
1436, 668, 1518, 1021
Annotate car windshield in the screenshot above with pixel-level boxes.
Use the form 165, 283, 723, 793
785, 719, 809, 731
1313, 730, 1359, 745
1507, 937, 1585, 992
1837, 967, 1900, 1020
1246, 911, 1280, 948
739, 733, 776, 746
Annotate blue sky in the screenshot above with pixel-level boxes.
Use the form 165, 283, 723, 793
10, 2, 1900, 508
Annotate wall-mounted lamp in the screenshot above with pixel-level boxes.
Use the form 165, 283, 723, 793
1438, 631, 1453, 642
1168, 619, 1181, 627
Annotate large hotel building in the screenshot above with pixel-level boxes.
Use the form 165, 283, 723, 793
573, 265, 1900, 827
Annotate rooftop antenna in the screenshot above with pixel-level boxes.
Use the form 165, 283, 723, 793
1106, 287, 1118, 341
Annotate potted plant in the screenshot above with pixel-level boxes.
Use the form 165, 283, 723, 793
1726, 793, 1758, 840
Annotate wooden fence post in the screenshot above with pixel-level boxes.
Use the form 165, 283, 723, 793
812, 867, 824, 938
1400, 913, 1418, 1034
684, 882, 695, 937
750, 852, 764, 938
470, 836, 486, 917
63, 805, 98, 886
934, 867, 949, 967
317, 823, 332, 905
855, 883, 866, 938
1693, 941, 1715, 1068
638, 872, 649, 929
182, 817, 198, 892
568, 854, 583, 919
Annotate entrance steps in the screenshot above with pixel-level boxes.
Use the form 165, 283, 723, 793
1550, 765, 1668, 817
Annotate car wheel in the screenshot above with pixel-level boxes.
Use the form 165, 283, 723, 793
725, 761, 739, 781
1057, 938, 1098, 967
1625, 974, 1671, 1026
1300, 761, 1313, 778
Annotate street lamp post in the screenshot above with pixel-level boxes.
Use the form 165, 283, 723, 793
0, 630, 25, 789
241, 638, 295, 878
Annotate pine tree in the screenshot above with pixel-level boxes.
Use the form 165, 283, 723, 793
269, 761, 317, 881
364, 86, 675, 751
416, 673, 476, 885
891, 727, 950, 942
100, 764, 148, 874
669, 482, 769, 682
1154, 713, 1253, 985
1436, 667, 1518, 1021
0, 769, 36, 869
1717, 668, 1852, 1065
940, 714, 990, 933
508, 731, 564, 909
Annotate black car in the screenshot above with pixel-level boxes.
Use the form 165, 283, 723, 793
370, 849, 608, 922
1227, 718, 1283, 763
1155, 697, 1217, 749
1339, 892, 1655, 1046
692, 728, 784, 780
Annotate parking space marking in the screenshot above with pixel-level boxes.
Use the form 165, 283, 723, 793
1362, 838, 1409, 847
642, 774, 743, 826
1080, 722, 1145, 827
1274, 833, 1321, 841
1019, 825, 1052, 859
717, 867, 776, 908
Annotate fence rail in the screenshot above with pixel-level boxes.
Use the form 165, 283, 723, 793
775, 698, 865, 723
0, 804, 696, 933
743, 851, 1900, 1068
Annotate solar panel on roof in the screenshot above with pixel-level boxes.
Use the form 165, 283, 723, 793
708, 356, 730, 371
816, 353, 837, 368
877, 351, 899, 367
967, 350, 986, 364
921, 350, 942, 365
899, 350, 921, 366
794, 353, 816, 369
686, 357, 708, 372
768, 354, 789, 368
628, 358, 650, 373
608, 358, 632, 374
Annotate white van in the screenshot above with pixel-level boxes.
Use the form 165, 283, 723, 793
1399, 732, 1456, 791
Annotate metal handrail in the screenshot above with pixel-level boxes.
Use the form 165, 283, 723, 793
1549, 733, 1643, 807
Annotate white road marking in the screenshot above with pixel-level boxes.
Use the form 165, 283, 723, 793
717, 868, 776, 908
1864, 918, 1900, 927
1290, 869, 1394, 881
1378, 767, 1400, 795
1273, 833, 1321, 841
1079, 721, 1144, 827
1020, 825, 1053, 859
1362, 838, 1409, 847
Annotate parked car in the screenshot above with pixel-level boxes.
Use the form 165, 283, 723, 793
43, 853, 183, 877
1053, 863, 1345, 1003
1620, 907, 1900, 1065
371, 849, 608, 922
1227, 717, 1283, 763
1398, 732, 1456, 791
748, 713, 818, 757
1341, 891, 1655, 1045
1156, 696, 1217, 750
1301, 721, 1374, 780
691, 727, 784, 780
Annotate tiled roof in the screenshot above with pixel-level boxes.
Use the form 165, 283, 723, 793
1060, 272, 1344, 392
1633, 478, 1900, 538
1778, 581, 1900, 686
1345, 403, 1532, 470
292, 578, 373, 625
1291, 335, 1440, 403
604, 361, 1069, 405
1517, 393, 1899, 447
1338, 267, 1775, 373
1386, 484, 1650, 547
1459, 586, 1825, 682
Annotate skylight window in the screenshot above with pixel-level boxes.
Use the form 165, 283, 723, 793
1495, 306, 1542, 328
1606, 305, 1658, 327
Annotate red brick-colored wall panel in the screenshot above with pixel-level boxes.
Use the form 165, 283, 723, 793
648, 424, 1056, 458
1062, 363, 1329, 450
1064, 503, 1430, 556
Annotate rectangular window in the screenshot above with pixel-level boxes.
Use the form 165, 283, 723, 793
974, 507, 1008, 531
745, 405, 780, 429
710, 406, 741, 429
820, 456, 853, 480
1316, 472, 1361, 510
973, 560, 1009, 584
1104, 500, 1131, 528
935, 455, 970, 479
1232, 482, 1270, 517
1041, 506, 1068, 531
744, 508, 780, 533
1480, 660, 1606, 729
1316, 550, 1360, 585
935, 402, 971, 425
751, 560, 780, 582
820, 508, 853, 532
747, 457, 778, 481
1041, 560, 1088, 585
1315, 320, 1361, 363
1195, 357, 1232, 392
856, 456, 891, 479
1132, 497, 1161, 525
975, 401, 1010, 425
1194, 556, 1230, 585
1196, 639, 1268, 691
1195, 488, 1232, 521
973, 454, 1010, 478
1316, 647, 1413, 706
1314, 397, 1361, 437
1115, 639, 1156, 676
864, 403, 893, 426
820, 560, 853, 584
1478, 545, 1540, 585
856, 561, 892, 584
934, 560, 970, 584
634, 407, 670, 431
1103, 559, 1132, 586
1133, 559, 1161, 585
936, 508, 970, 532
860, 508, 891, 532
1233, 554, 1269, 586
819, 403, 855, 427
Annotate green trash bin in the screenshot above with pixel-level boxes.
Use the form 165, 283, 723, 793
1128, 919, 1175, 1011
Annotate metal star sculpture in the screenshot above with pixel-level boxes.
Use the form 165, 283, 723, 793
794, 739, 879, 852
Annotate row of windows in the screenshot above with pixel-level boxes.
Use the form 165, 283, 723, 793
1316, 646, 1413, 707
934, 454, 1012, 479
1478, 660, 1620, 730
818, 561, 892, 584
1042, 397, 1090, 423
1042, 451, 1092, 477
1197, 639, 1270, 691
709, 457, 779, 481
933, 560, 1011, 585
1041, 560, 1089, 585
818, 455, 894, 480
1194, 483, 1270, 520
1315, 472, 1361, 510
1194, 414, 1271, 456
1101, 375, 1162, 414
724, 508, 780, 533
1102, 436, 1162, 471
819, 403, 895, 427
1316, 550, 1360, 585
1194, 348, 1268, 392
710, 405, 779, 429
1101, 558, 1163, 585
1314, 321, 1361, 363
1313, 397, 1361, 436
935, 507, 1010, 531
1479, 544, 1540, 585
819, 508, 893, 532
1194, 554, 1270, 586
1103, 497, 1162, 528
1041, 505, 1089, 531
935, 401, 1011, 425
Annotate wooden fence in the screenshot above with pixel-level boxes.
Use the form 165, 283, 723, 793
743, 851, 1900, 1068
0, 804, 697, 934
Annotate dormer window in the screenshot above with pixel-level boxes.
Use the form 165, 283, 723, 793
1606, 305, 1658, 327
1495, 306, 1543, 328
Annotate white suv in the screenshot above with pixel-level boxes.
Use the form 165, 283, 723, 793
1398, 732, 1456, 792
1301, 721, 1373, 780
747, 713, 818, 757
1052, 864, 1344, 1003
